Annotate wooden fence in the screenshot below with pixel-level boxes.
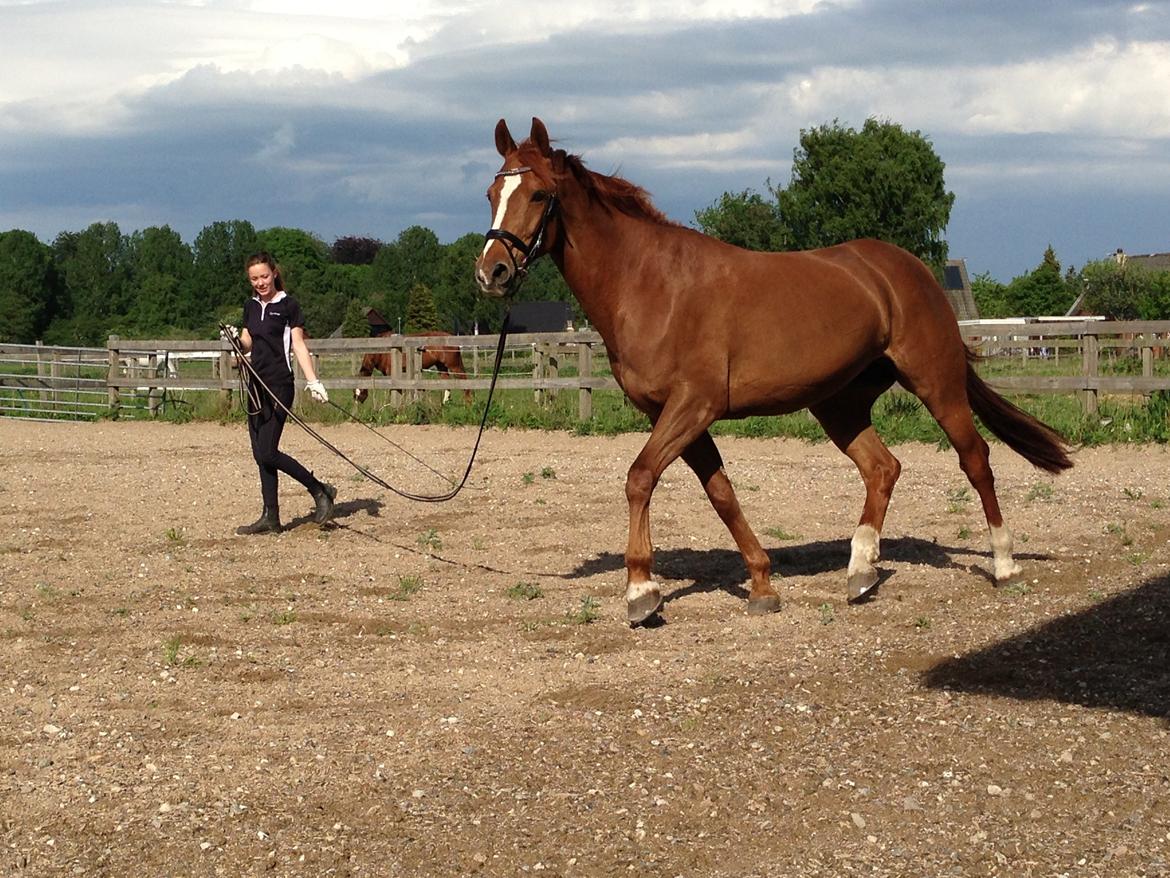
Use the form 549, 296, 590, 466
3, 321, 1170, 422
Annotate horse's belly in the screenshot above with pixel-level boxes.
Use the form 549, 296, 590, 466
728, 346, 879, 415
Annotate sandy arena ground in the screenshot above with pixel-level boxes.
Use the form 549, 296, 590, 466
1, 418, 1169, 877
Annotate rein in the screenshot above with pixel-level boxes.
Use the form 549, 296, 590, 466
220, 313, 511, 503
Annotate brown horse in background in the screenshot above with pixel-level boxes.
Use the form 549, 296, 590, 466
475, 117, 1072, 625
354, 332, 473, 404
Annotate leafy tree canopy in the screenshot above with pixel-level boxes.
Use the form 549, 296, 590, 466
0, 229, 55, 343
697, 118, 954, 272
694, 188, 784, 251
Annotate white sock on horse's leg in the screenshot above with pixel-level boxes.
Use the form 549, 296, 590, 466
989, 524, 1022, 581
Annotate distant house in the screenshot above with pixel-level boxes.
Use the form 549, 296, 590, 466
507, 300, 575, 333
364, 307, 393, 336
1112, 248, 1170, 272
941, 258, 979, 321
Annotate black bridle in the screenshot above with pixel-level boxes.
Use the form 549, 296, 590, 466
483, 166, 558, 285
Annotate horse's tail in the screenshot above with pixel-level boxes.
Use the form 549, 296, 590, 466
965, 348, 1073, 474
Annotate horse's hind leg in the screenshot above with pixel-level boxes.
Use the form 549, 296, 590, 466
681, 432, 777, 615
897, 358, 1021, 582
810, 383, 900, 601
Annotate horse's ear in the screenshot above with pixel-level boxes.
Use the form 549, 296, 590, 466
530, 117, 552, 157
495, 119, 516, 157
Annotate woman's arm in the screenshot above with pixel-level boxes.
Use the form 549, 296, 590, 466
290, 327, 318, 383
238, 328, 253, 352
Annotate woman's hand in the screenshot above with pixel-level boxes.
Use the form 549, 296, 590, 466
305, 380, 329, 403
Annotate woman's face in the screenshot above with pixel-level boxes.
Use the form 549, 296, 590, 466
248, 263, 277, 299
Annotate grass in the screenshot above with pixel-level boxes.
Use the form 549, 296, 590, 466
945, 487, 971, 514
1026, 482, 1056, 502
162, 635, 200, 667
566, 595, 601, 625
119, 348, 1170, 449
764, 526, 798, 541
389, 575, 423, 601
417, 529, 442, 552
506, 581, 544, 601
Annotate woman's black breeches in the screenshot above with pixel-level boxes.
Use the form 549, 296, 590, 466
247, 381, 320, 508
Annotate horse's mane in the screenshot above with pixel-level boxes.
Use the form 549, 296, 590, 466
519, 142, 679, 228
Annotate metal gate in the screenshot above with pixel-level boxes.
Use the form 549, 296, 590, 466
0, 342, 112, 422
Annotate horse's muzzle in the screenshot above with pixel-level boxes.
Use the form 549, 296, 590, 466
475, 248, 523, 298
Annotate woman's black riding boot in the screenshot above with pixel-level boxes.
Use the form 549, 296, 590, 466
311, 483, 337, 525
236, 506, 281, 535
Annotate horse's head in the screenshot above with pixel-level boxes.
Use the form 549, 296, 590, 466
475, 117, 561, 298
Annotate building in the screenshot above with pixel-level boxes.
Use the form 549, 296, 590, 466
941, 258, 979, 321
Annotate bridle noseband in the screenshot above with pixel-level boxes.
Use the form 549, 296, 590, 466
483, 165, 558, 284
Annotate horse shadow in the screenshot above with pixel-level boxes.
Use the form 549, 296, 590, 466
923, 573, 1170, 720
563, 536, 1051, 603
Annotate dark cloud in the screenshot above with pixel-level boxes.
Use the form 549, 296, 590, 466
2, 2, 1169, 280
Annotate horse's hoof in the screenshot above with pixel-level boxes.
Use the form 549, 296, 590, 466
847, 569, 880, 602
994, 561, 1023, 583
747, 594, 781, 615
626, 588, 662, 627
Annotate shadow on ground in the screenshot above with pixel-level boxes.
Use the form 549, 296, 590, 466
565, 535, 1049, 594
923, 574, 1170, 720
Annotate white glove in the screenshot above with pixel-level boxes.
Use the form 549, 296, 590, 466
305, 380, 329, 403
219, 325, 240, 343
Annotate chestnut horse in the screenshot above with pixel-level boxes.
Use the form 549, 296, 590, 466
476, 117, 1072, 625
353, 332, 473, 404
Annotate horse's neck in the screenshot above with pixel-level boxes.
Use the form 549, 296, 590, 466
553, 202, 654, 341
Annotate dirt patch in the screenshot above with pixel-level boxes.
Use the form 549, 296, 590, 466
2, 420, 1169, 876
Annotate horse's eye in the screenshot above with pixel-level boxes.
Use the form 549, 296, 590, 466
531, 191, 548, 203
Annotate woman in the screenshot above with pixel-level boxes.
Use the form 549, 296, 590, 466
224, 251, 336, 534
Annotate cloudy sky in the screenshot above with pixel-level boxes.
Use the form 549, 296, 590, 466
2, 0, 1168, 282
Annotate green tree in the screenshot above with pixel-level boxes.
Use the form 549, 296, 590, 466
126, 225, 193, 334
0, 230, 56, 343
695, 188, 784, 251
52, 221, 130, 343
255, 226, 329, 292
193, 220, 258, 326
775, 118, 954, 269
405, 282, 441, 332
971, 271, 1011, 319
370, 226, 443, 327
1002, 246, 1075, 317
296, 263, 360, 338
1079, 258, 1170, 320
331, 235, 383, 265
342, 298, 370, 337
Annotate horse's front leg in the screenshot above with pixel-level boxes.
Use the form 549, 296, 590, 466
681, 432, 778, 614
624, 401, 715, 625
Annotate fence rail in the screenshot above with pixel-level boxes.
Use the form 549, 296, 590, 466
3, 320, 1170, 422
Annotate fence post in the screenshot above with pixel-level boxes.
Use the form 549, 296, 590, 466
407, 343, 419, 404
578, 340, 593, 422
533, 343, 544, 405
107, 335, 121, 418
147, 352, 162, 417
1081, 329, 1099, 414
50, 356, 61, 412
218, 348, 233, 411
390, 341, 403, 407
36, 341, 50, 407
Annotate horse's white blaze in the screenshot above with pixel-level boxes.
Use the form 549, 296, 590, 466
481, 173, 523, 258
847, 524, 880, 577
989, 524, 1021, 581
